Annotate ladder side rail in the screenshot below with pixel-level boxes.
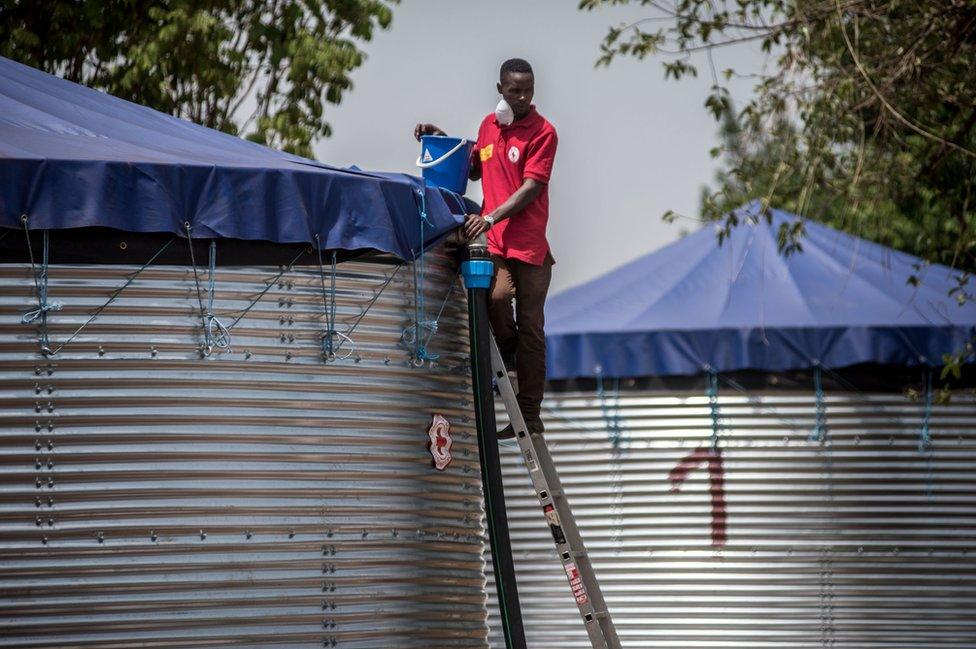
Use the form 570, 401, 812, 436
488, 336, 621, 649
528, 429, 620, 647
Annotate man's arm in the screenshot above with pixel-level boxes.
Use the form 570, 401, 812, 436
463, 178, 544, 239
468, 148, 482, 181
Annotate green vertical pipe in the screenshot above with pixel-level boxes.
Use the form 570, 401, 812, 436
461, 252, 527, 649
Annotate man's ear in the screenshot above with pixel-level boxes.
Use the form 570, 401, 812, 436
496, 82, 503, 94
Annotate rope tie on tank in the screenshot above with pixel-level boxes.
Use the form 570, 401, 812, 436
205, 241, 231, 353
21, 221, 177, 357
21, 224, 61, 355
186, 226, 230, 356
918, 366, 934, 452
807, 362, 835, 501
316, 235, 352, 361
404, 184, 440, 365
809, 363, 828, 443
596, 366, 624, 450
705, 366, 722, 451
919, 366, 935, 501
807, 363, 834, 499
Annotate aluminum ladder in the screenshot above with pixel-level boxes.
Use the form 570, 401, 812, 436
488, 335, 621, 649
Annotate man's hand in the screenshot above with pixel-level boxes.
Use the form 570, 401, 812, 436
463, 213, 491, 240
414, 123, 446, 141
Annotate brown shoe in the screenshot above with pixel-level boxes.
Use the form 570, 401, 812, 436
496, 418, 543, 441
496, 423, 516, 440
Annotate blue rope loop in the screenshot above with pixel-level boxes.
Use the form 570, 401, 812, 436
596, 366, 624, 450
402, 273, 457, 365
20, 304, 61, 324
184, 225, 228, 356
809, 363, 828, 443
315, 241, 354, 362
918, 366, 934, 452
611, 377, 622, 449
417, 183, 435, 230
28, 236, 177, 357
201, 241, 231, 355
919, 366, 935, 501
404, 183, 441, 366
316, 237, 339, 360
21, 229, 62, 355
705, 367, 722, 450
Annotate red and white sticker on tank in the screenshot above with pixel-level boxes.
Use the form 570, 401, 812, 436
427, 414, 453, 470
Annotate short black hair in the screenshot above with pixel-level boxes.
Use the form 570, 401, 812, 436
500, 58, 533, 81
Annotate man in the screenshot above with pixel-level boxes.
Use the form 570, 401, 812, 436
415, 58, 558, 439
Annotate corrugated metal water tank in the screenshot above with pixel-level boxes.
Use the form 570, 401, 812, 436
0, 249, 489, 648
488, 389, 976, 648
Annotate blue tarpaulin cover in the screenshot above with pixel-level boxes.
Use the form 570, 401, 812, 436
0, 56, 465, 260
546, 202, 976, 379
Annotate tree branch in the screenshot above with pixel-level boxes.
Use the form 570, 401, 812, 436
834, 0, 976, 159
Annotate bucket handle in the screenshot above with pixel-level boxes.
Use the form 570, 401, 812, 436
415, 139, 470, 169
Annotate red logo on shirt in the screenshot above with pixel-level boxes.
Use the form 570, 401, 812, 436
507, 145, 520, 163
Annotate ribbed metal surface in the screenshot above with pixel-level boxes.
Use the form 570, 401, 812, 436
488, 390, 976, 648
0, 251, 489, 648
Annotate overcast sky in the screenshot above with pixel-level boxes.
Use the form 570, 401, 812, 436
316, 0, 766, 293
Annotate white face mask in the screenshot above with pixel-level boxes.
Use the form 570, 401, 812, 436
495, 98, 514, 126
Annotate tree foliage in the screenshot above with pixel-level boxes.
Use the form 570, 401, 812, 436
580, 0, 976, 276
0, 0, 396, 156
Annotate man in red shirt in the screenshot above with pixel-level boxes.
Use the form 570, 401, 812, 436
415, 58, 558, 438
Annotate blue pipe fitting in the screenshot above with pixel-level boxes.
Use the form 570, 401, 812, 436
461, 259, 494, 290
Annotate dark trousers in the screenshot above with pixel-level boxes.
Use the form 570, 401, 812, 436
488, 254, 553, 431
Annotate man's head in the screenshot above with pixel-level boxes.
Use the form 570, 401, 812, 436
498, 58, 534, 120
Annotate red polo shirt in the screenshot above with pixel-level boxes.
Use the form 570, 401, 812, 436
476, 106, 558, 266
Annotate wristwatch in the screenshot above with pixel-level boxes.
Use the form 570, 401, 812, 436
483, 215, 496, 230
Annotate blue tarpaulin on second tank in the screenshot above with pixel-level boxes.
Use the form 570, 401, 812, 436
546, 202, 976, 379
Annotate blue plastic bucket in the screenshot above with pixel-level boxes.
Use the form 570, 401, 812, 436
416, 135, 474, 195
